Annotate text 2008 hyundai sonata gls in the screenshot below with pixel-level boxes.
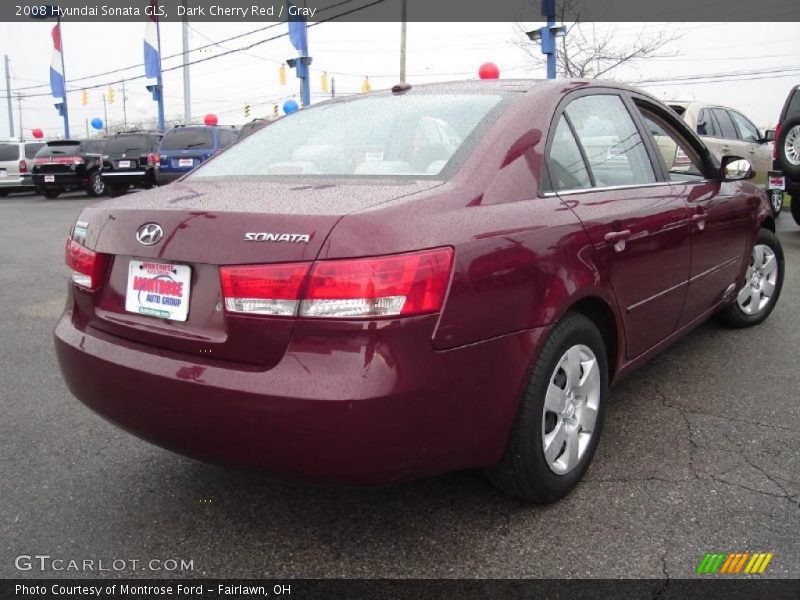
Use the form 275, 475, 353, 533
55, 80, 783, 502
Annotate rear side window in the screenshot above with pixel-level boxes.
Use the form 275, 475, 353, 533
564, 94, 655, 188
711, 108, 738, 140
729, 111, 760, 143
0, 143, 19, 161
24, 143, 44, 158
696, 109, 717, 137
546, 116, 591, 191
161, 129, 213, 151
219, 129, 237, 147
784, 89, 800, 120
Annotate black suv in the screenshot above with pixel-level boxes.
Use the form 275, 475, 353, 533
102, 131, 163, 197
31, 139, 106, 199
774, 85, 800, 224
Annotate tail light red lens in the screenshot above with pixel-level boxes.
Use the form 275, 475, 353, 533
19, 159, 27, 173
773, 122, 781, 160
65, 239, 107, 291
147, 153, 160, 166
220, 263, 309, 316
220, 247, 454, 319
301, 248, 454, 318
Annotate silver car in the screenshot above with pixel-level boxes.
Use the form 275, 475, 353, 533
0, 140, 46, 196
667, 102, 772, 189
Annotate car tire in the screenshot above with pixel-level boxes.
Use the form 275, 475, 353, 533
791, 195, 800, 226
488, 312, 608, 503
719, 228, 784, 328
105, 183, 128, 197
86, 171, 105, 197
775, 115, 800, 180
770, 190, 783, 216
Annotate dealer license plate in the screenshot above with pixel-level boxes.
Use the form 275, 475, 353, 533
0, 169, 6, 178
125, 260, 192, 322
118, 160, 132, 168
178, 158, 194, 168
44, 175, 55, 182
768, 171, 785, 190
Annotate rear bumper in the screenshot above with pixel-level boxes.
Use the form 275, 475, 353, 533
155, 171, 187, 185
54, 307, 546, 484
0, 175, 34, 190
102, 171, 149, 186
32, 173, 85, 189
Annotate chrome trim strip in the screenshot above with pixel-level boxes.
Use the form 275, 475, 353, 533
101, 171, 146, 176
542, 179, 716, 198
627, 279, 688, 312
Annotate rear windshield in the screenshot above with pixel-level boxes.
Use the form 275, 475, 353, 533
24, 143, 45, 158
192, 93, 508, 179
106, 135, 150, 155
0, 143, 19, 161
161, 129, 213, 151
38, 142, 82, 157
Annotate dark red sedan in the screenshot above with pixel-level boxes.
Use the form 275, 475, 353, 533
55, 80, 784, 502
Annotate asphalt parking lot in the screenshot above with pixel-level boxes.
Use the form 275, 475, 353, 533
1, 191, 798, 580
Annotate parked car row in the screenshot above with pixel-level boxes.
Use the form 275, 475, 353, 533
0, 123, 243, 199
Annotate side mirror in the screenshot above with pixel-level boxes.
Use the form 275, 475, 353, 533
721, 156, 755, 181
763, 129, 775, 143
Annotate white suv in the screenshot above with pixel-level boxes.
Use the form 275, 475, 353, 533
0, 139, 46, 196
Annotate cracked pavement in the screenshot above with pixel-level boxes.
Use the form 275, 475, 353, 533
1, 194, 798, 579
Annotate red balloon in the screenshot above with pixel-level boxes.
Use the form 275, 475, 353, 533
478, 62, 500, 80
31, 128, 44, 139
203, 113, 218, 126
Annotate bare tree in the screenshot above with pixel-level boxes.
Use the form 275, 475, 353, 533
515, 1, 681, 80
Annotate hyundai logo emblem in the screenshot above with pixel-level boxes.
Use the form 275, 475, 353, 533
136, 223, 164, 246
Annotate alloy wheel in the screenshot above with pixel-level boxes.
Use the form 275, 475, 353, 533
737, 244, 779, 315
785, 125, 800, 166
542, 344, 601, 475
92, 173, 105, 195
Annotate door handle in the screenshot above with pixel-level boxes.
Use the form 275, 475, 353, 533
692, 213, 707, 231
604, 230, 631, 243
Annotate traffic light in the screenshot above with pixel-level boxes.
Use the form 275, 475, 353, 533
107, 87, 115, 104
361, 76, 371, 93
320, 71, 329, 93
81, 89, 89, 106
244, 103, 250, 118
279, 64, 286, 86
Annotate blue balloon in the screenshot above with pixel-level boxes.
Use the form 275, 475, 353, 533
90, 118, 103, 130
282, 100, 299, 115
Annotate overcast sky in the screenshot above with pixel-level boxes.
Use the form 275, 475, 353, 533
1, 21, 798, 139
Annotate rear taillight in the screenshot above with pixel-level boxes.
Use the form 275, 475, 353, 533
220, 263, 309, 317
220, 247, 454, 319
19, 159, 27, 173
147, 153, 160, 166
773, 122, 781, 160
65, 239, 107, 291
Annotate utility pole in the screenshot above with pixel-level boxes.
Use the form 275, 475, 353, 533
399, 0, 407, 83
121, 79, 128, 129
102, 93, 108, 135
16, 94, 23, 139
181, 0, 192, 123
4, 55, 14, 138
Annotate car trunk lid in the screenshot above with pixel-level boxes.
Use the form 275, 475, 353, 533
73, 178, 441, 367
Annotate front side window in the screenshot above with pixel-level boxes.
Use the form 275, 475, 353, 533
192, 93, 506, 179
637, 106, 704, 182
547, 115, 591, 191
711, 108, 738, 140
729, 111, 760, 143
564, 94, 656, 188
